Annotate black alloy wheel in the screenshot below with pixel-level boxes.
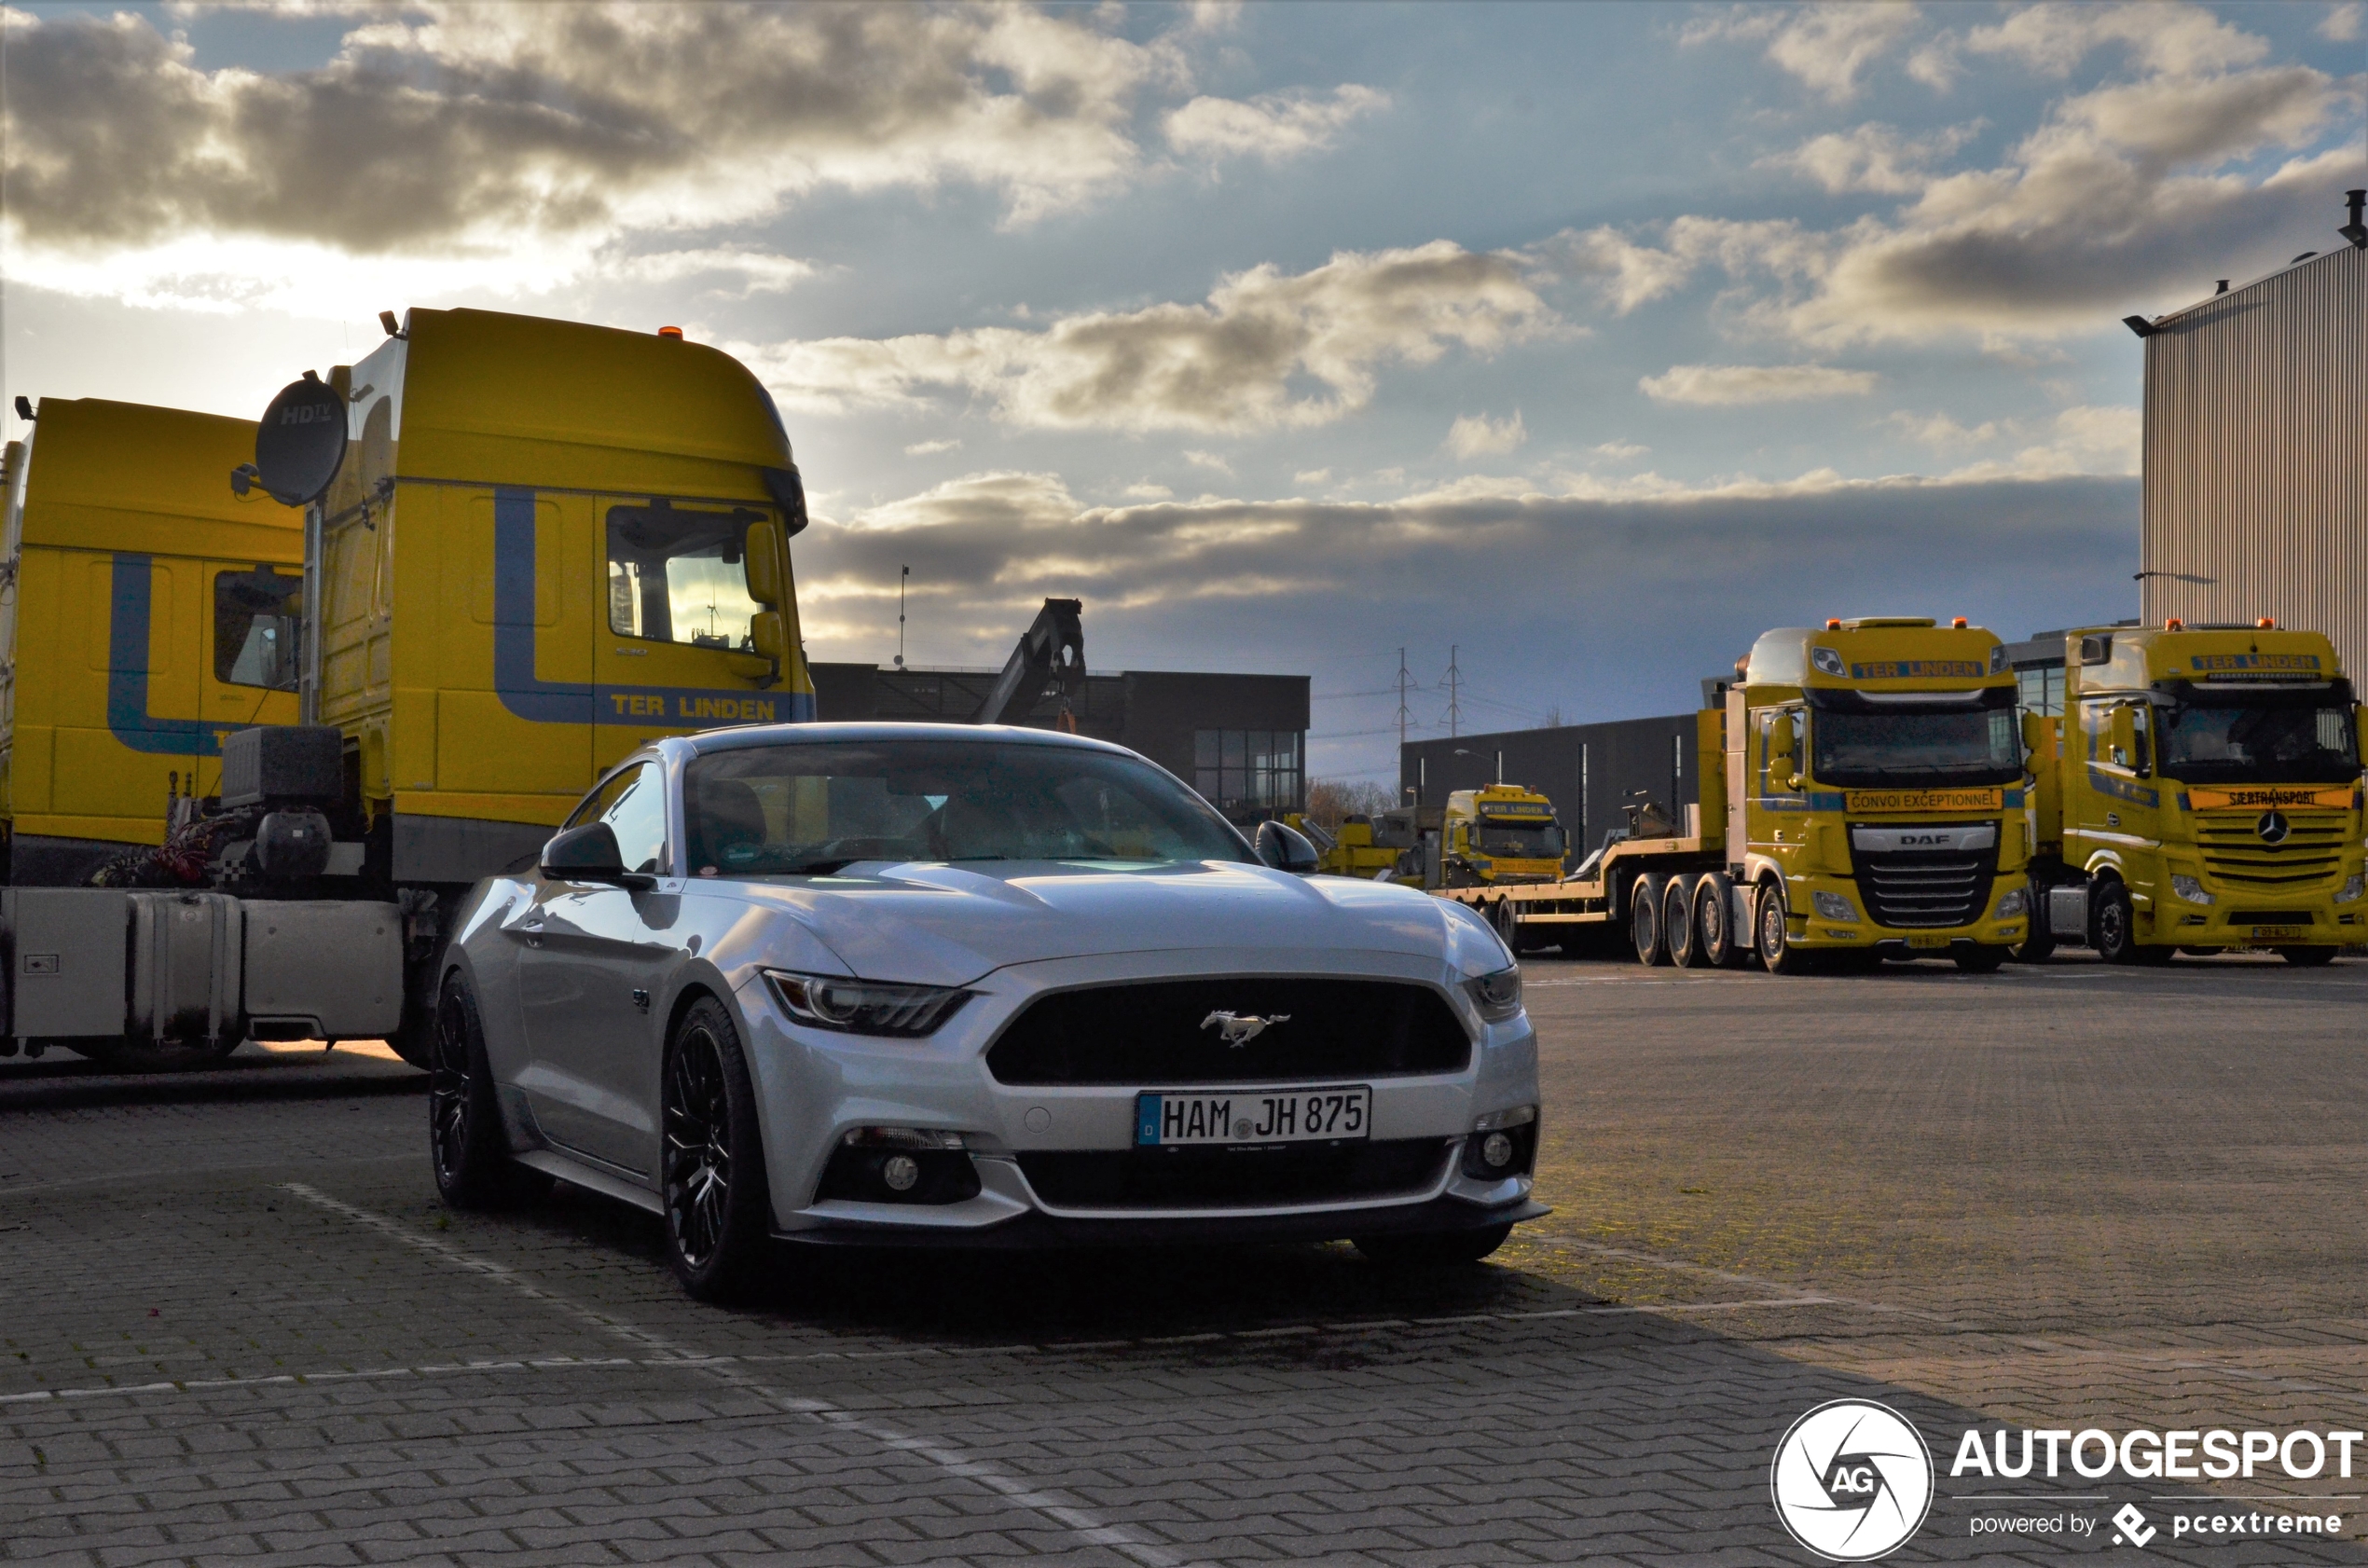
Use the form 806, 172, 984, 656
660, 997, 772, 1302
430, 973, 544, 1209
1695, 873, 1742, 969
2090, 880, 2149, 965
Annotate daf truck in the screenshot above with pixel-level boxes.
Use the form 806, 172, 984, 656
2017, 622, 2366, 965
0, 400, 305, 887
0, 307, 815, 1067
1439, 784, 1566, 887
1434, 618, 2032, 974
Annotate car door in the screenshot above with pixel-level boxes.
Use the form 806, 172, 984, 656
513, 760, 679, 1176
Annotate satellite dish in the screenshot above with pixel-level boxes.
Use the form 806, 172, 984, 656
254, 372, 347, 507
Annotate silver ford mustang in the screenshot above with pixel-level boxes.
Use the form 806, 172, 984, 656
429, 723, 1543, 1300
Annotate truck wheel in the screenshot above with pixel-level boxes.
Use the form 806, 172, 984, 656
2090, 880, 2150, 966
661, 997, 775, 1304
2009, 933, 2056, 963
1756, 882, 1814, 975
1695, 873, 1743, 969
1953, 944, 2009, 974
1631, 874, 1671, 966
1353, 1223, 1513, 1268
2278, 946, 2338, 967
429, 973, 547, 1210
1662, 875, 1703, 968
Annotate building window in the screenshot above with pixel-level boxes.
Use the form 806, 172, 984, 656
1193, 729, 1303, 818
2016, 665, 2062, 717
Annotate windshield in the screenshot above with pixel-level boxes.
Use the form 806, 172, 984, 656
1810, 707, 2022, 787
682, 739, 1252, 875
1476, 819, 1564, 858
2159, 702, 2360, 785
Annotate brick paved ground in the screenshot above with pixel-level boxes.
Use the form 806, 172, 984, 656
2, 954, 2363, 1565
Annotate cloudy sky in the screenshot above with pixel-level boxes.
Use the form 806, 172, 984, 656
4, 1, 2362, 781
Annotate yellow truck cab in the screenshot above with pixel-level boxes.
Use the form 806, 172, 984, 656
1732, 617, 2029, 972
300, 306, 814, 886
2025, 622, 2366, 964
0, 400, 304, 885
1286, 810, 1423, 883
1440, 784, 1565, 886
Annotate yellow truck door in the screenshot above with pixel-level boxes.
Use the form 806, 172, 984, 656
590, 499, 798, 770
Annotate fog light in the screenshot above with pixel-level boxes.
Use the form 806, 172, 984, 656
881, 1154, 920, 1192
1812, 891, 1857, 922
1480, 1132, 1514, 1169
2171, 874, 2215, 906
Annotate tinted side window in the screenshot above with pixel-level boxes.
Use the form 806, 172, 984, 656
214, 567, 301, 691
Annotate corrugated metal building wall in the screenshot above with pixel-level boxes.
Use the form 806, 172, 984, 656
2139, 241, 2366, 672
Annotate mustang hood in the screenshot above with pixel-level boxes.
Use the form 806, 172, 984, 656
733, 860, 1478, 988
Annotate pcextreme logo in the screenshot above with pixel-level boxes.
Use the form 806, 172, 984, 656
1770, 1399, 1935, 1561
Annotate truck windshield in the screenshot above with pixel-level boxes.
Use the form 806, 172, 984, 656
2159, 700, 2359, 784
1476, 819, 1563, 858
1810, 706, 2021, 787
681, 738, 1253, 875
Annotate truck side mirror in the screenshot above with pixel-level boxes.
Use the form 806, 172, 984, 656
750, 611, 786, 664
2356, 708, 2367, 772
2109, 706, 2136, 768
742, 521, 782, 606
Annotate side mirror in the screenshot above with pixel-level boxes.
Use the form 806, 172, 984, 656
2355, 708, 2367, 773
742, 521, 782, 606
541, 821, 654, 888
1254, 819, 1322, 874
2109, 705, 2136, 769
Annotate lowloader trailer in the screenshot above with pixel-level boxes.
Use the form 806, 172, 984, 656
0, 307, 815, 1068
1433, 618, 2033, 974
2017, 621, 2365, 965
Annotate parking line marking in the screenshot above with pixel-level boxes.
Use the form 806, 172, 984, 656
278, 1183, 1199, 1568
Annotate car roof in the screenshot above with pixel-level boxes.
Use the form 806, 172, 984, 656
666, 722, 1138, 763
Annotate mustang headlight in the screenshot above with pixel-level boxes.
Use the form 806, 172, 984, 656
2170, 874, 2215, 906
764, 971, 970, 1037
1464, 967, 1523, 1023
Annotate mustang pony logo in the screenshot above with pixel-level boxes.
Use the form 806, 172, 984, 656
1201, 1011, 1290, 1046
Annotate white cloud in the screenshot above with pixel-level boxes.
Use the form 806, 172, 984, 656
1123, 481, 1174, 501
1182, 449, 1234, 475
2322, 4, 2364, 43
1541, 216, 1824, 315
903, 438, 962, 456
1963, 3, 2268, 78
1446, 410, 1527, 459
1590, 440, 1649, 461
1639, 364, 1879, 406
606, 249, 816, 296
1292, 468, 1331, 486
750, 240, 1556, 433
1684, 3, 1921, 103
1163, 85, 1389, 162
1765, 121, 1982, 195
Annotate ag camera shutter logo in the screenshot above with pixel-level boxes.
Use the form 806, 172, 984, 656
1770, 1399, 1934, 1561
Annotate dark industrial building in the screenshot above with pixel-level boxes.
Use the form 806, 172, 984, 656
1401, 709, 1705, 860
810, 661, 1309, 822
2127, 193, 2366, 673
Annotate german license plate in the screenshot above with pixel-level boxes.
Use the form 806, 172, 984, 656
2251, 926, 2306, 941
1908, 933, 1949, 950
1135, 1086, 1370, 1147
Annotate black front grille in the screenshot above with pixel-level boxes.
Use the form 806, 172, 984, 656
1853, 833, 2000, 928
1017, 1139, 1452, 1210
985, 977, 1471, 1086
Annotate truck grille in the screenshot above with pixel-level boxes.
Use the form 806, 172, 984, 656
1015, 1139, 1452, 1210
2195, 814, 2347, 889
1852, 835, 2000, 928
984, 977, 1471, 1087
